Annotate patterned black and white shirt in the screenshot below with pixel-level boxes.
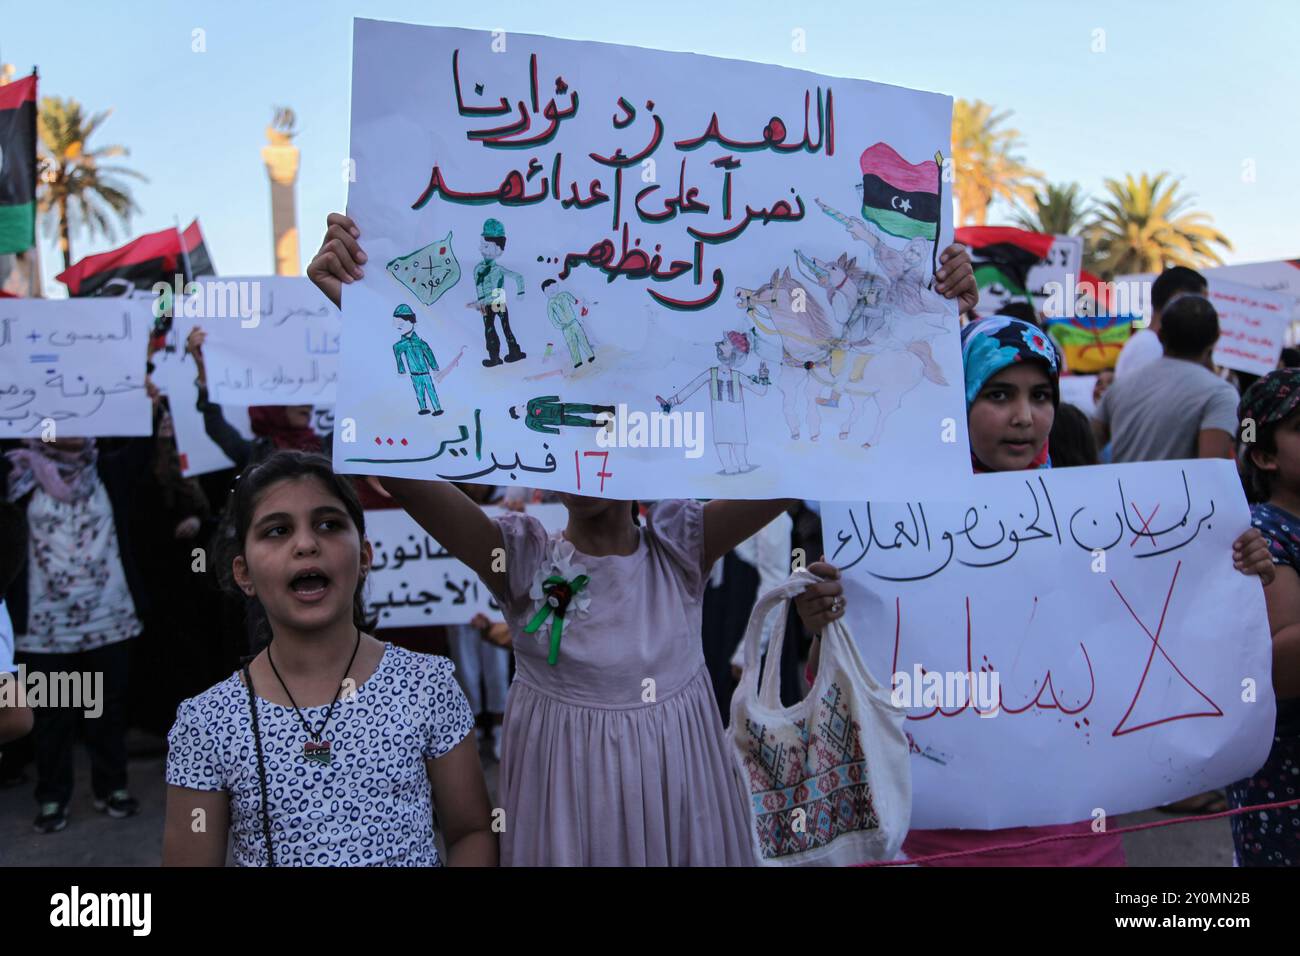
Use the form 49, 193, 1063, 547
166, 644, 475, 867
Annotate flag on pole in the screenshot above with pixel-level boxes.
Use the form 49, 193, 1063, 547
0, 72, 38, 255
56, 218, 214, 296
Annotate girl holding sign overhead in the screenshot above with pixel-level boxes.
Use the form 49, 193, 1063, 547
796, 315, 1275, 866
307, 211, 979, 864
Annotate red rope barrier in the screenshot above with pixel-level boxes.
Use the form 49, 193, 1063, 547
861, 797, 1300, 866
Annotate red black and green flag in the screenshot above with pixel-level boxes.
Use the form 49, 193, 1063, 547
0, 72, 38, 255
858, 142, 941, 241
955, 226, 1055, 308
56, 218, 214, 297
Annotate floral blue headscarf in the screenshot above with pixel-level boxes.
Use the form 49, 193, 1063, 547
960, 315, 1061, 408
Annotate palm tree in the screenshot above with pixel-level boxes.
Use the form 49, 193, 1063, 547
1088, 173, 1231, 277
37, 96, 147, 271
1012, 182, 1093, 236
951, 99, 1042, 227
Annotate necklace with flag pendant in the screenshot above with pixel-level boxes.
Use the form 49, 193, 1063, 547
303, 739, 332, 766
267, 628, 361, 767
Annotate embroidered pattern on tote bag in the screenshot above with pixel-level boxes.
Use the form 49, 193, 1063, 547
740, 680, 880, 859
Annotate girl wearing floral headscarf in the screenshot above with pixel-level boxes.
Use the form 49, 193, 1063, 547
796, 315, 1274, 866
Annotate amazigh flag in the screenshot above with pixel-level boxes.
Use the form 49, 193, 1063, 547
0, 73, 37, 255
858, 142, 941, 241
56, 218, 214, 297
1046, 312, 1132, 373
956, 226, 1055, 311
1045, 273, 1130, 373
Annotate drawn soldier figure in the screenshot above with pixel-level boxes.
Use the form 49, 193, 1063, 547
542, 277, 596, 368
659, 331, 768, 474
509, 395, 615, 435
466, 217, 527, 367
392, 304, 442, 416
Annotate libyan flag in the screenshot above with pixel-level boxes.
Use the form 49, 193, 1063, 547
56, 218, 214, 296
859, 142, 941, 241
956, 225, 1055, 308
0, 73, 37, 255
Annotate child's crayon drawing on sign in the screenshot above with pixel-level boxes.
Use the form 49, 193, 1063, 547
334, 20, 971, 499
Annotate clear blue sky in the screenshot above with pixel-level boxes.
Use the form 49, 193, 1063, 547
5, 0, 1297, 294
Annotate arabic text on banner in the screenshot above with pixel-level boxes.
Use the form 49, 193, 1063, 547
821, 459, 1275, 829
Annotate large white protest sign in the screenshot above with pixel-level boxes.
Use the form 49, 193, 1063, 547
188, 276, 341, 406
0, 297, 152, 438
821, 459, 1274, 829
335, 19, 967, 500
365, 503, 565, 626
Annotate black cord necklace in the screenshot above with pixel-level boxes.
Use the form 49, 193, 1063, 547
266, 627, 361, 766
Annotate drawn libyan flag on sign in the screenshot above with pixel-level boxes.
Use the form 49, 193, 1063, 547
387, 231, 461, 306
858, 142, 940, 241
0, 72, 37, 255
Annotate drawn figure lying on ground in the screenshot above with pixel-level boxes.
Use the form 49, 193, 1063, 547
658, 331, 768, 475
509, 395, 615, 435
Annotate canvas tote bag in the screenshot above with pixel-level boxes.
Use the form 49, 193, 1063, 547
729, 569, 911, 866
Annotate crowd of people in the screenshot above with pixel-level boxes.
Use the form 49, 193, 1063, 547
0, 212, 1295, 867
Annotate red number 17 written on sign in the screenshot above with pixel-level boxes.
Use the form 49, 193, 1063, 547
574, 450, 613, 492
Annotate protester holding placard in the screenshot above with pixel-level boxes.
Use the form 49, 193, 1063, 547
308, 208, 977, 865
1230, 370, 1300, 865
186, 327, 325, 468
795, 314, 1274, 865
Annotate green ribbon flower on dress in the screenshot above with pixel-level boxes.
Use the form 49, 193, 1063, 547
524, 540, 592, 665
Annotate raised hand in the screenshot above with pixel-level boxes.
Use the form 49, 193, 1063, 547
307, 213, 367, 309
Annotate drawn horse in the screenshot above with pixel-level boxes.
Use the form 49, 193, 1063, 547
794, 250, 948, 385
735, 268, 937, 447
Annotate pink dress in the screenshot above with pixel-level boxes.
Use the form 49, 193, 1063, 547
493, 499, 753, 866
